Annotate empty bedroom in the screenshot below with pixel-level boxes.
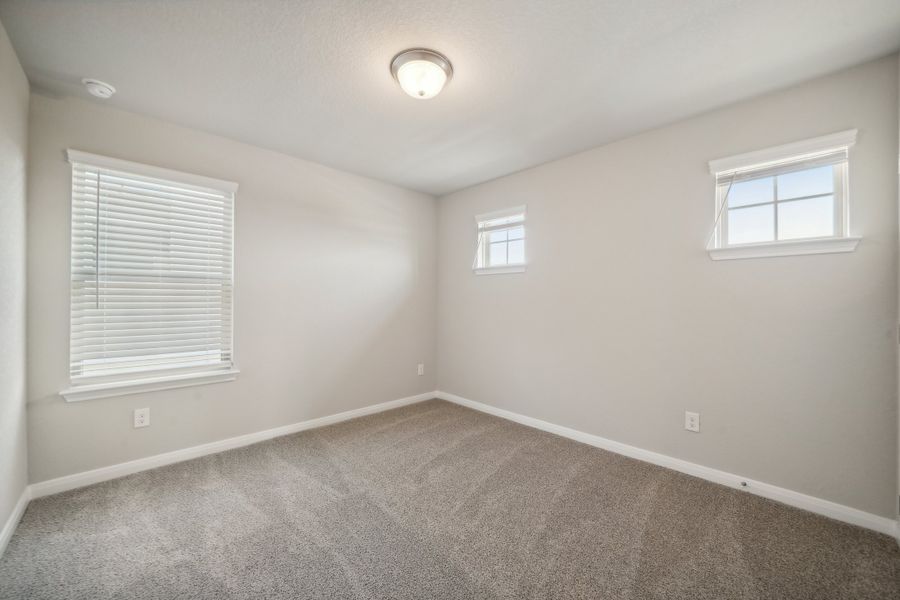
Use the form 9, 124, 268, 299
1, 0, 900, 598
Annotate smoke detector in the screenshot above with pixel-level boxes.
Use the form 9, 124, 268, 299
82, 79, 116, 99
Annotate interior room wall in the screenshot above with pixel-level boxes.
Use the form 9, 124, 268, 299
0, 20, 29, 532
436, 54, 900, 518
27, 94, 437, 483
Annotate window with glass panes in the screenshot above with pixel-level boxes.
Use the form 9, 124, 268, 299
715, 148, 848, 247
474, 207, 526, 271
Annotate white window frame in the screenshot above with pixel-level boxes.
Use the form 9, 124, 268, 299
473, 205, 527, 275
60, 150, 240, 402
707, 130, 861, 261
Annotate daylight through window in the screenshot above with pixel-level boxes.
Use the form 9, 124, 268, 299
711, 133, 855, 249
474, 206, 526, 273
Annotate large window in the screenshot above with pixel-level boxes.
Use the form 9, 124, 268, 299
708, 130, 859, 260
473, 206, 526, 274
65, 150, 237, 399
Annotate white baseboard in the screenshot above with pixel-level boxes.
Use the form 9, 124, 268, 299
0, 487, 31, 558
29, 391, 436, 499
436, 390, 898, 537
15, 389, 897, 549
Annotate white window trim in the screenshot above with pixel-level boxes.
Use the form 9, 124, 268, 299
708, 236, 861, 261
473, 205, 527, 275
707, 129, 859, 261
475, 205, 527, 222
475, 265, 527, 275
61, 368, 240, 402
65, 149, 239, 193
63, 150, 240, 401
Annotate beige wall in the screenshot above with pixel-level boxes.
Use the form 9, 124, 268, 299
437, 55, 899, 518
27, 94, 437, 482
17, 45, 900, 522
0, 21, 28, 528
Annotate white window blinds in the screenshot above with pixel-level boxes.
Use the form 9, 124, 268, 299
68, 150, 237, 382
714, 147, 848, 185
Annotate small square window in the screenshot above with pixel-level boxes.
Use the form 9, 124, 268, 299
708, 130, 859, 259
474, 206, 526, 274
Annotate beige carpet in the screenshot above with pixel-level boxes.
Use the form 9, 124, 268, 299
1, 399, 898, 599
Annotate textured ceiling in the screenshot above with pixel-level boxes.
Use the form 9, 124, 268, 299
1, 0, 899, 196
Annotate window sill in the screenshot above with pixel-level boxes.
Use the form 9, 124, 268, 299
708, 236, 861, 261
474, 265, 527, 275
60, 368, 240, 402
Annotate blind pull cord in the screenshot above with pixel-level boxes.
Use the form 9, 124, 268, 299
95, 170, 101, 309
471, 229, 485, 270
705, 172, 736, 251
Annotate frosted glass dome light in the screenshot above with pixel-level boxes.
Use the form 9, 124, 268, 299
391, 49, 453, 100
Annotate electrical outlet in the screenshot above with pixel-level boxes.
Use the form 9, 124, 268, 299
134, 407, 150, 429
417, 363, 424, 376
684, 411, 700, 433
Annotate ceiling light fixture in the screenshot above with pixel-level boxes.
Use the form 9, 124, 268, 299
82, 78, 116, 99
390, 49, 453, 100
